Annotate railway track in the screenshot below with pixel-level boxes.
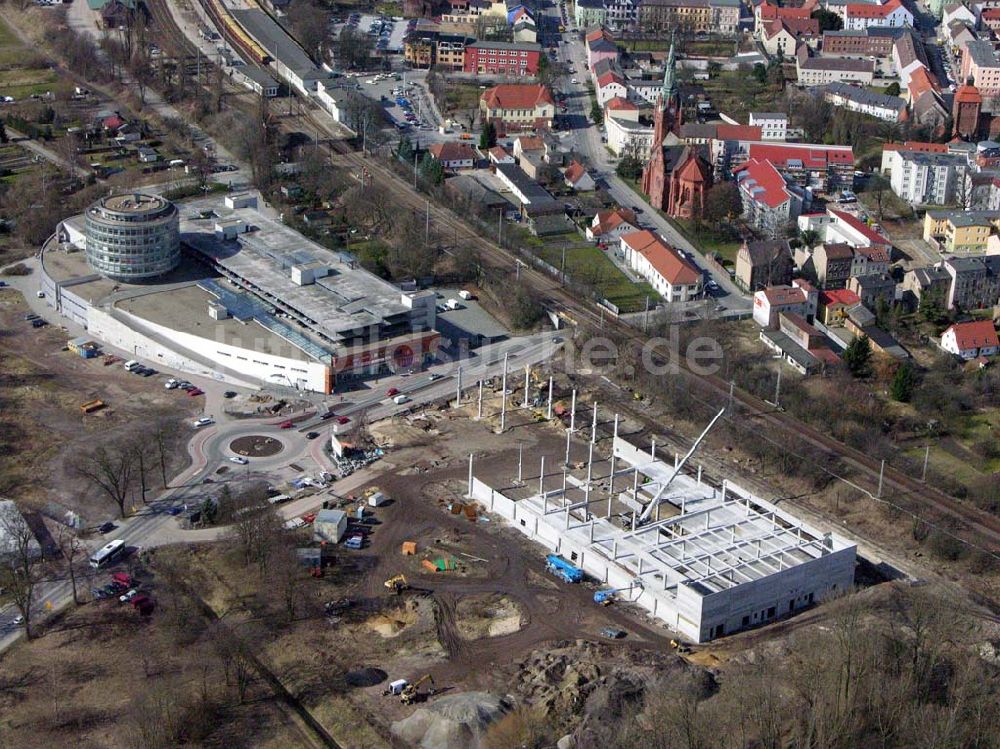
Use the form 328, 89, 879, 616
310, 124, 1000, 553
146, 0, 200, 59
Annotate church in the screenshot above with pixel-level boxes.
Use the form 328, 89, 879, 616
640, 40, 713, 219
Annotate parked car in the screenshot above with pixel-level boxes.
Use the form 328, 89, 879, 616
306, 432, 320, 439
119, 589, 139, 603
223, 391, 237, 398
336, 416, 351, 425
601, 627, 626, 639
188, 388, 204, 396
99, 521, 116, 534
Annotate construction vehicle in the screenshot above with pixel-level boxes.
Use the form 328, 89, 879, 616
400, 674, 436, 705
384, 574, 409, 594
545, 554, 584, 583
670, 639, 691, 654
593, 582, 642, 606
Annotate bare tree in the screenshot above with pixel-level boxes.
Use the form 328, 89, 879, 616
226, 492, 282, 576
131, 437, 157, 505
0, 505, 41, 639
75, 442, 136, 518
54, 526, 83, 605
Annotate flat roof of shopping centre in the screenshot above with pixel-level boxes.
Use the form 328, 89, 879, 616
179, 195, 412, 341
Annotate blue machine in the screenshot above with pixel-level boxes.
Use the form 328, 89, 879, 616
545, 554, 584, 583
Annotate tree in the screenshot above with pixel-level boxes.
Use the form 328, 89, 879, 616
866, 173, 890, 221
287, 0, 329, 62
890, 360, 918, 402
617, 154, 644, 181
55, 526, 83, 605
884, 81, 901, 97
419, 152, 445, 184
591, 99, 604, 126
702, 181, 742, 223
752, 63, 768, 84
76, 442, 136, 518
799, 228, 820, 248
843, 334, 872, 378
0, 505, 41, 639
0, 121, 7, 144
479, 121, 497, 151
812, 8, 843, 31
226, 490, 282, 577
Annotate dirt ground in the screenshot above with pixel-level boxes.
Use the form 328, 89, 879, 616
0, 287, 199, 523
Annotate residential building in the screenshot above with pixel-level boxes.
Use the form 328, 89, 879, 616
851, 245, 891, 277
752, 280, 818, 328
641, 0, 741, 35
961, 41, 1000, 97
480, 84, 555, 134
755, 0, 815, 35
940, 320, 1000, 358
604, 0, 639, 30
821, 29, 895, 58
586, 28, 620, 70
797, 56, 876, 87
923, 210, 1000, 253
488, 145, 515, 164
596, 70, 628, 106
748, 112, 787, 141
843, 0, 913, 31
902, 265, 952, 306
735, 239, 794, 292
821, 83, 907, 122
605, 113, 654, 157
812, 243, 855, 288
942, 2, 977, 28
735, 158, 807, 238
621, 230, 704, 302
982, 6, 1000, 32
798, 208, 893, 252
942, 254, 1000, 309
762, 17, 820, 56
891, 32, 929, 90
817, 288, 862, 325
885, 150, 970, 206
586, 207, 640, 244
463, 40, 542, 76
747, 143, 855, 191
847, 273, 896, 308
428, 142, 476, 169
574, 0, 607, 26
563, 160, 596, 191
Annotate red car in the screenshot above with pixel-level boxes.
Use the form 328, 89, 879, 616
279, 420, 293, 429
337, 416, 350, 425
188, 388, 203, 396
386, 387, 399, 397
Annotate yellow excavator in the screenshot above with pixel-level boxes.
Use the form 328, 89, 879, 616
400, 674, 436, 705
384, 574, 409, 595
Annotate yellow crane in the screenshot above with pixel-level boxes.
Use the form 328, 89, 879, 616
400, 674, 436, 705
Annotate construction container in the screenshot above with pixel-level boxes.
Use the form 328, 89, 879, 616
401, 541, 417, 555
313, 509, 348, 543
421, 559, 438, 573
368, 491, 388, 507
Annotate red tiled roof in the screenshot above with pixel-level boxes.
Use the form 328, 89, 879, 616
429, 142, 476, 162
982, 7, 1000, 18
716, 124, 763, 141
621, 230, 702, 286
954, 84, 983, 105
103, 114, 125, 130
488, 145, 511, 160
592, 208, 637, 235
736, 158, 792, 209
564, 160, 588, 184
748, 143, 854, 169
882, 140, 947, 154
516, 135, 544, 151
761, 285, 807, 306
855, 245, 890, 263
847, 0, 903, 18
810, 346, 843, 366
766, 16, 819, 38
606, 96, 637, 111
945, 320, 1000, 350
481, 84, 555, 111
822, 242, 854, 260
597, 71, 625, 88
820, 288, 861, 307
907, 67, 940, 100
759, 1, 814, 21
828, 209, 891, 248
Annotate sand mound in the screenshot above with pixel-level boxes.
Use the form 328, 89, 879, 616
391, 692, 510, 749
456, 594, 526, 640
366, 605, 419, 638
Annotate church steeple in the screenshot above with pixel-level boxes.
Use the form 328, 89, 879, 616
661, 34, 677, 103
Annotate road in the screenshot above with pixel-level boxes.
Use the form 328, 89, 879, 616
543, 10, 750, 311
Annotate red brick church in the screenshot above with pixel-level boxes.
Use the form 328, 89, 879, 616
640, 40, 712, 219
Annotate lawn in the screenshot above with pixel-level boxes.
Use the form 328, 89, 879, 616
533, 240, 658, 313
0, 68, 64, 100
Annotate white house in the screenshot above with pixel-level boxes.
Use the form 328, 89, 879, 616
563, 161, 596, 191
428, 142, 476, 170
620, 230, 703, 302
843, 0, 913, 31
749, 112, 787, 141
586, 208, 639, 244
752, 280, 818, 329
605, 114, 654, 157
940, 320, 1000, 358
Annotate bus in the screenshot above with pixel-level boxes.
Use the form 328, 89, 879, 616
89, 539, 125, 569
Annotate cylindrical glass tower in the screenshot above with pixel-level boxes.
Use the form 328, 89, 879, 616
84, 193, 180, 281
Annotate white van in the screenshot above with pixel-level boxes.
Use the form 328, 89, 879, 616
169, 159, 185, 168
123, 360, 140, 371
393, 394, 410, 405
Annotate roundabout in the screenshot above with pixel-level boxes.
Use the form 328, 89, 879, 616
229, 434, 285, 458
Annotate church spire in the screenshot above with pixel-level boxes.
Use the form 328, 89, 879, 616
661, 33, 677, 103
